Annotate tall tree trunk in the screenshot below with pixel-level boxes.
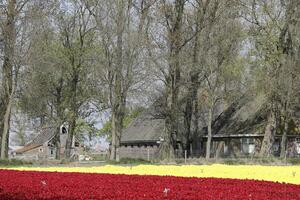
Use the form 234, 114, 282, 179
55, 77, 64, 160
0, 0, 16, 159
110, 107, 124, 161
182, 6, 201, 157
259, 109, 277, 158
1, 94, 13, 159
192, 98, 201, 156
206, 107, 213, 159
160, 0, 185, 160
0, 102, 3, 154
65, 116, 76, 159
110, 0, 125, 161
280, 117, 288, 158
280, 103, 290, 158
183, 96, 192, 157
55, 126, 61, 160
110, 113, 117, 160
183, 74, 199, 158
65, 72, 78, 159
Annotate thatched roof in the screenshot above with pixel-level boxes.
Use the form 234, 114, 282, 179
121, 110, 164, 144
121, 93, 271, 144
205, 93, 268, 136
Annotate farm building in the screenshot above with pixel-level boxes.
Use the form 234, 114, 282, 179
13, 126, 83, 161
120, 94, 300, 160
202, 94, 300, 158
120, 110, 164, 160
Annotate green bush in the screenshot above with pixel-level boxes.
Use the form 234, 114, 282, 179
108, 157, 150, 165
288, 158, 300, 165
223, 159, 246, 165
91, 154, 106, 161
0, 159, 32, 166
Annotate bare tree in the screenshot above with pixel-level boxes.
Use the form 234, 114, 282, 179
84, 0, 152, 161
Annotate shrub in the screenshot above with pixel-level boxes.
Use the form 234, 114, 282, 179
0, 159, 32, 166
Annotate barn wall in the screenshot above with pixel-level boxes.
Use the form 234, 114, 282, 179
287, 138, 300, 157
202, 137, 300, 158
119, 145, 159, 160
15, 145, 46, 161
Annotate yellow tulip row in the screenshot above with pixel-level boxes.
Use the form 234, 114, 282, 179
2, 164, 300, 185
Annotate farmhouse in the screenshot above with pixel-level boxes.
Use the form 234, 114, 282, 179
120, 94, 300, 160
204, 94, 300, 158
13, 126, 83, 161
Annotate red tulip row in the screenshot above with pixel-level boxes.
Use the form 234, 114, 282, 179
0, 169, 300, 200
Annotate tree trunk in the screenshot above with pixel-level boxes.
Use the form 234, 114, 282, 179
55, 126, 61, 160
206, 107, 213, 159
55, 77, 64, 160
110, 101, 125, 161
183, 73, 199, 158
183, 93, 192, 157
65, 71, 78, 159
160, 0, 185, 160
110, 113, 116, 160
109, 0, 126, 161
0, 95, 13, 159
280, 116, 289, 158
182, 3, 203, 158
259, 110, 276, 158
160, 114, 176, 160
65, 116, 76, 159
0, 0, 16, 159
0, 103, 3, 154
110, 111, 123, 161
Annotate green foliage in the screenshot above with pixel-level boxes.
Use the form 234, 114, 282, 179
288, 158, 300, 165
108, 157, 150, 165
91, 154, 107, 161
98, 120, 112, 136
75, 118, 97, 136
222, 159, 246, 165
0, 159, 32, 166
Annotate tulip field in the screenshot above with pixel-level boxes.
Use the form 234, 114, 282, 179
1, 164, 300, 199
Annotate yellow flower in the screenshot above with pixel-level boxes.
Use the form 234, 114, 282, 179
2, 164, 300, 185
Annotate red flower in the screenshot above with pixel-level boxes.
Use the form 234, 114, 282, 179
0, 169, 299, 200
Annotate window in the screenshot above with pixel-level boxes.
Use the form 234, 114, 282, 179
296, 138, 300, 154
224, 144, 229, 155
296, 144, 300, 155
241, 138, 255, 154
50, 149, 54, 155
75, 142, 79, 147
61, 126, 67, 134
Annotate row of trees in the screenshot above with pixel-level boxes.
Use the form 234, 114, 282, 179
0, 0, 300, 160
